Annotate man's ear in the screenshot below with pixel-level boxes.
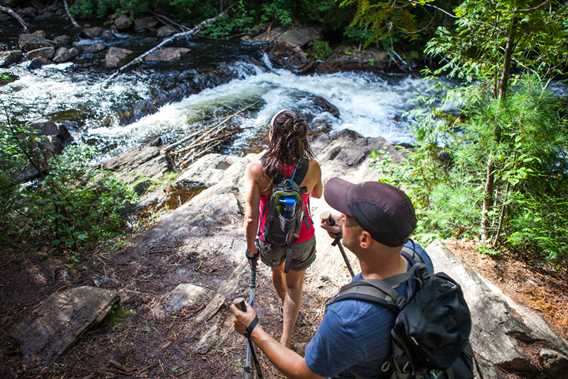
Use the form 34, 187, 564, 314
360, 230, 372, 249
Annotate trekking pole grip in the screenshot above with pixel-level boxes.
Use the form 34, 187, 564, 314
234, 297, 247, 312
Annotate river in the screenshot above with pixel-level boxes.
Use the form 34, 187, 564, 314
1, 37, 449, 159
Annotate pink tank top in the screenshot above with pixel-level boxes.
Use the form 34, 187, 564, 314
258, 163, 314, 244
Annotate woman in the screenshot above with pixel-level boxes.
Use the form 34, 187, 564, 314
243, 109, 323, 347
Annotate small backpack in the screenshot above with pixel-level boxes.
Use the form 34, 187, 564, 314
328, 244, 474, 379
261, 159, 309, 248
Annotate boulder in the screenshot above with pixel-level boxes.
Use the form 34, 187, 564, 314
156, 25, 177, 38
18, 31, 52, 52
427, 240, 568, 379
31, 121, 73, 155
114, 15, 132, 31
53, 35, 72, 48
101, 29, 114, 40
81, 42, 106, 53
134, 16, 158, 32
10, 286, 119, 368
25, 46, 55, 60
53, 47, 79, 63
27, 57, 50, 70
105, 47, 133, 68
276, 26, 322, 48
161, 283, 213, 315
143, 47, 190, 63
0, 72, 18, 86
317, 46, 393, 74
82, 26, 104, 38
0, 50, 22, 67
269, 42, 310, 70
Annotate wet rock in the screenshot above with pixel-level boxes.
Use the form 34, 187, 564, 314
25, 46, 55, 60
157, 25, 177, 38
18, 31, 52, 52
311, 95, 340, 118
0, 50, 22, 67
427, 240, 568, 379
0, 42, 8, 51
162, 284, 213, 314
27, 57, 50, 70
19, 7, 37, 18
134, 16, 158, 32
82, 26, 104, 38
143, 47, 190, 63
53, 47, 79, 63
31, 121, 73, 155
10, 286, 119, 369
81, 43, 106, 54
101, 29, 114, 40
53, 35, 72, 48
269, 42, 309, 70
114, 15, 132, 31
105, 47, 133, 68
317, 46, 393, 74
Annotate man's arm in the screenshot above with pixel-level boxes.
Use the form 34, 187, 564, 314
243, 163, 261, 254
231, 303, 323, 379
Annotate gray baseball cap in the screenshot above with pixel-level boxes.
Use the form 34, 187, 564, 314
324, 178, 417, 247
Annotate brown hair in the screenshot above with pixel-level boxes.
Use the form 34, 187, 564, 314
261, 110, 314, 180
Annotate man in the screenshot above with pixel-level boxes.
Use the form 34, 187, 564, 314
231, 178, 433, 378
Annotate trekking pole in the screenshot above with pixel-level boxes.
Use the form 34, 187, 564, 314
234, 257, 264, 379
321, 212, 355, 278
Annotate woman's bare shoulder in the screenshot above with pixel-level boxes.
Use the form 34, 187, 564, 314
246, 161, 264, 177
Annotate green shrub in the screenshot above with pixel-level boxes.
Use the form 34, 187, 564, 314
311, 39, 333, 60
0, 119, 137, 253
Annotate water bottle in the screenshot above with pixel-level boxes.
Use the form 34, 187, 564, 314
279, 197, 297, 219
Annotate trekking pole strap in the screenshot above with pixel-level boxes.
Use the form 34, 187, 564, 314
244, 315, 259, 338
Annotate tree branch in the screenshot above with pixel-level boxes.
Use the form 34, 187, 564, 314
62, 0, 80, 28
0, 5, 29, 31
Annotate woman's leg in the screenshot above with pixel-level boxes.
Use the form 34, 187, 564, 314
271, 260, 287, 303
280, 268, 305, 347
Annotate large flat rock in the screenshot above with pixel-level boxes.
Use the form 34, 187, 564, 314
427, 240, 568, 378
11, 286, 119, 369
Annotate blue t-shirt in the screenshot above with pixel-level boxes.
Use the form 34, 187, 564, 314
305, 241, 433, 378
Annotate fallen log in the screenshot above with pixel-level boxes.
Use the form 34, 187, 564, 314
104, 10, 228, 84
0, 5, 29, 31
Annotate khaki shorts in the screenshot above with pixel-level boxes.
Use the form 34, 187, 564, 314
258, 237, 316, 272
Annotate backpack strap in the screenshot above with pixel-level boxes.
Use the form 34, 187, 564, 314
327, 264, 425, 311
291, 158, 309, 185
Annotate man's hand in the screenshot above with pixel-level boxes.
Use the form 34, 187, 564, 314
320, 211, 342, 239
230, 300, 258, 336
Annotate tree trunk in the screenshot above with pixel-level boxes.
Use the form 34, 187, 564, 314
0, 5, 29, 31
498, 17, 517, 100
482, 15, 517, 242
480, 156, 494, 242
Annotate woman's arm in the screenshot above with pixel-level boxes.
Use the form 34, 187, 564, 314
243, 163, 261, 254
310, 160, 323, 199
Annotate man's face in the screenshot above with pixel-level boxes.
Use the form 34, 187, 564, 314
340, 213, 364, 253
